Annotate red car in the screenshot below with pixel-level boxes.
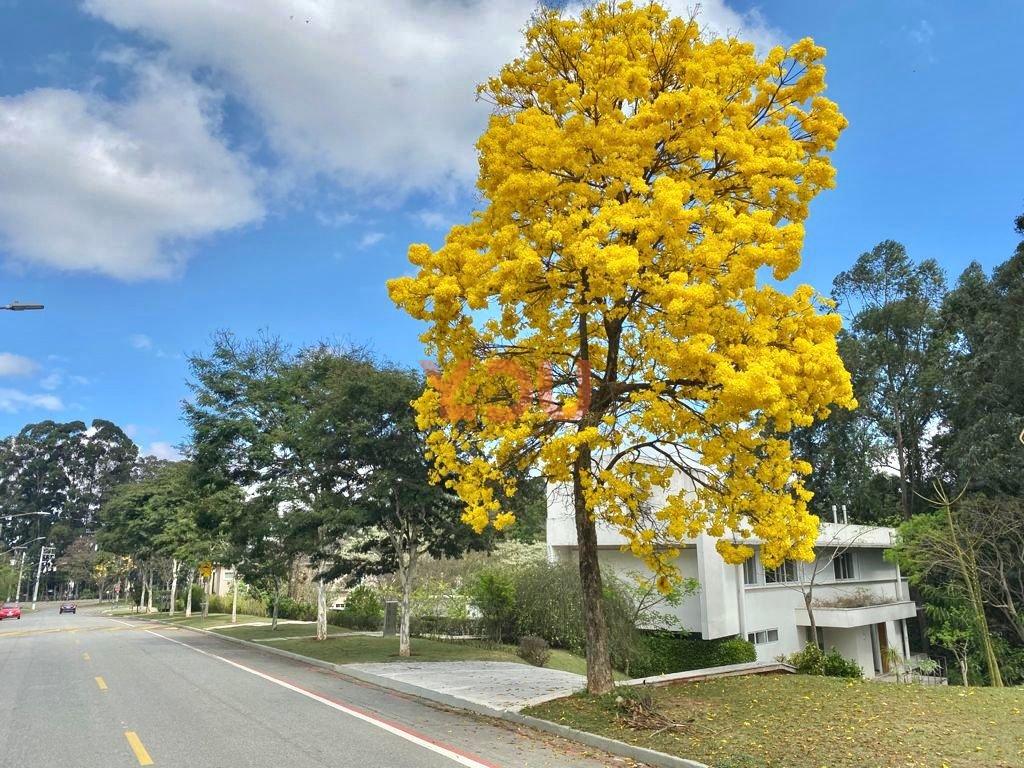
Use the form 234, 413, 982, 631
59, 602, 76, 615
0, 602, 21, 620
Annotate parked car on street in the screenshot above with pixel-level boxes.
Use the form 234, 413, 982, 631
59, 602, 76, 615
0, 602, 22, 620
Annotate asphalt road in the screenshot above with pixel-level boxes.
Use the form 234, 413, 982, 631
0, 603, 630, 768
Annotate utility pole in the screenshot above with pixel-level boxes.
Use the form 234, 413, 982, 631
31, 545, 55, 610
14, 549, 26, 602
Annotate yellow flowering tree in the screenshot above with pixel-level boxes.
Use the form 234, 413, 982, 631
388, 2, 852, 693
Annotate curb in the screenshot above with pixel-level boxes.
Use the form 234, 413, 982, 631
140, 617, 709, 768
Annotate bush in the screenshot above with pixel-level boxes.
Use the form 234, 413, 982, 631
468, 569, 517, 643
630, 633, 756, 678
274, 596, 317, 621
206, 593, 268, 617
517, 635, 552, 667
329, 609, 382, 631
787, 643, 863, 678
478, 560, 643, 672
410, 615, 484, 638
343, 585, 383, 624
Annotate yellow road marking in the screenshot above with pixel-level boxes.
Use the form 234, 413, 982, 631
94, 676, 107, 691
82, 652, 91, 661
124, 731, 154, 765
0, 624, 160, 641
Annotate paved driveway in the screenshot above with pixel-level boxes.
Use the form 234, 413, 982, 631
343, 660, 586, 711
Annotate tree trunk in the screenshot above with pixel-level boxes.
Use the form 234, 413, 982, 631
184, 570, 194, 618
894, 413, 912, 519
271, 577, 280, 630
316, 578, 328, 641
168, 559, 178, 617
138, 568, 146, 613
804, 592, 819, 648
231, 567, 238, 624
201, 576, 209, 619
945, 501, 1003, 687
399, 558, 415, 657
146, 570, 154, 613
573, 446, 615, 694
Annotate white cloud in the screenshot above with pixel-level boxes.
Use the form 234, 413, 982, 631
146, 441, 182, 461
129, 333, 153, 350
413, 210, 453, 230
358, 231, 385, 249
0, 388, 63, 413
39, 372, 62, 390
84, 1, 781, 198
0, 60, 263, 280
0, 352, 38, 377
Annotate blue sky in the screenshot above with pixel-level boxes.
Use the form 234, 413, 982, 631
1, 0, 1022, 457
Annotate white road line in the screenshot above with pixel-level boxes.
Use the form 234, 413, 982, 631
124, 621, 500, 768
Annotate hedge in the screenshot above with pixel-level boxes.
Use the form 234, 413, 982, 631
630, 632, 756, 677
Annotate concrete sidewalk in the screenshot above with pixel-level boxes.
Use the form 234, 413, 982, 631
342, 660, 586, 711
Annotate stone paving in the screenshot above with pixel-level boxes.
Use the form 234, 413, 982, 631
342, 660, 586, 711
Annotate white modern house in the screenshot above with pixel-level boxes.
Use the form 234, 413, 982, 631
546, 480, 918, 678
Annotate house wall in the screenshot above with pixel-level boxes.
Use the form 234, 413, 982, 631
546, 480, 911, 677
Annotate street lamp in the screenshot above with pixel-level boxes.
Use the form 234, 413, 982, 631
2, 537, 45, 603
1, 301, 44, 311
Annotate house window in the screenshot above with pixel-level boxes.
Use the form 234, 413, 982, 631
743, 555, 759, 585
747, 628, 780, 645
833, 551, 855, 581
764, 560, 798, 584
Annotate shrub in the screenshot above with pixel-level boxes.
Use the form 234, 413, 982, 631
502, 560, 643, 672
787, 643, 863, 678
468, 569, 517, 643
410, 615, 484, 638
274, 597, 317, 621
329, 609, 382, 631
206, 593, 268, 617
343, 584, 383, 624
630, 633, 756, 677
517, 635, 552, 667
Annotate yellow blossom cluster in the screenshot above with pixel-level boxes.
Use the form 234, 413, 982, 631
388, 1, 853, 579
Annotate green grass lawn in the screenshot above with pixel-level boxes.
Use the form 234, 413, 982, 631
204, 621, 601, 677
146, 611, 613, 679
525, 673, 1024, 768
246, 633, 599, 677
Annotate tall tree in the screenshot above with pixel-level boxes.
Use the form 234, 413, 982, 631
937, 213, 1024, 493
789, 334, 902, 525
308, 360, 482, 656
389, 2, 851, 692
0, 419, 138, 545
832, 241, 946, 519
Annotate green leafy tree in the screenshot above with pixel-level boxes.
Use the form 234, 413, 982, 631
895, 489, 1004, 686
832, 241, 946, 519
790, 334, 901, 525
308, 360, 482, 656
937, 212, 1024, 493
0, 419, 138, 548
